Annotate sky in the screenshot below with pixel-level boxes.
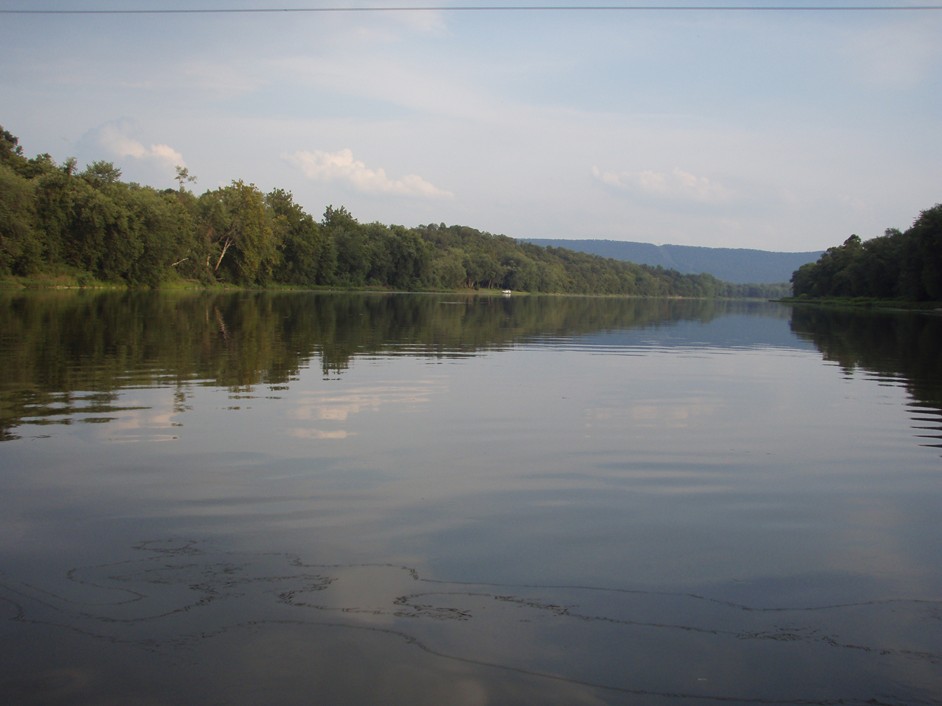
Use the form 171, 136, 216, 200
1, 1, 940, 252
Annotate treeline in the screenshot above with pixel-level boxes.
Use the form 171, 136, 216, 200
790, 203, 942, 301
0, 127, 780, 297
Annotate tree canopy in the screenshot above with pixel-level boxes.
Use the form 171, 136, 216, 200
0, 126, 785, 297
791, 204, 942, 302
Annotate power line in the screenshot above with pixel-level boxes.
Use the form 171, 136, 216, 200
3, 5, 942, 15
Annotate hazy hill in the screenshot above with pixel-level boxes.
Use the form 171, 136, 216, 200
523, 239, 822, 285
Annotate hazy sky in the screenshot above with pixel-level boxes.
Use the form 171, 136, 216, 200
2, 1, 940, 251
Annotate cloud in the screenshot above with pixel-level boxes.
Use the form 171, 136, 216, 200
286, 382, 442, 441
287, 429, 351, 440
286, 148, 453, 199
89, 120, 185, 169
592, 166, 735, 205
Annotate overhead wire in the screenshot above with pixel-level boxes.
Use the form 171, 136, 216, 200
3, 5, 942, 15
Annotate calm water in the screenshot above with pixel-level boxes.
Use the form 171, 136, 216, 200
1, 292, 940, 706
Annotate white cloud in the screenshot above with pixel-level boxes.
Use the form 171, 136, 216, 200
287, 429, 351, 440
286, 382, 442, 441
149, 143, 185, 165
592, 166, 735, 205
92, 121, 185, 169
286, 148, 453, 199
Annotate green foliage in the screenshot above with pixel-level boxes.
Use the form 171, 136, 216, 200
198, 181, 278, 286
792, 205, 942, 302
268, 188, 332, 286
0, 128, 29, 175
0, 124, 810, 297
80, 161, 123, 188
0, 163, 41, 275
174, 165, 197, 192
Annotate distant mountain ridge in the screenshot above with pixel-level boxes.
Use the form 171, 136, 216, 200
523, 239, 822, 285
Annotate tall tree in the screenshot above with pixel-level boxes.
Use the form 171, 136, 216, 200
267, 188, 333, 286
198, 181, 278, 285
907, 204, 942, 301
791, 205, 942, 302
323, 205, 369, 286
0, 163, 40, 274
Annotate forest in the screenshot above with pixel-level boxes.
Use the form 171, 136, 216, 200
0, 127, 787, 298
790, 203, 942, 302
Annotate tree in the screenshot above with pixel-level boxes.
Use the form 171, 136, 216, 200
198, 181, 278, 285
429, 247, 466, 289
80, 161, 123, 188
380, 225, 431, 289
0, 126, 29, 175
267, 188, 332, 286
323, 206, 369, 286
0, 125, 863, 298
0, 163, 41, 274
791, 206, 942, 302
123, 185, 194, 287
174, 165, 197, 192
906, 204, 942, 301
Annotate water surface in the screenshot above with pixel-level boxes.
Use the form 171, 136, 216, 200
1, 292, 940, 705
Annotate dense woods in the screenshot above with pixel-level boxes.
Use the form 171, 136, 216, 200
790, 204, 942, 301
0, 127, 784, 298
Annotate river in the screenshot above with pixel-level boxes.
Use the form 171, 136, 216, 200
1, 292, 940, 705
